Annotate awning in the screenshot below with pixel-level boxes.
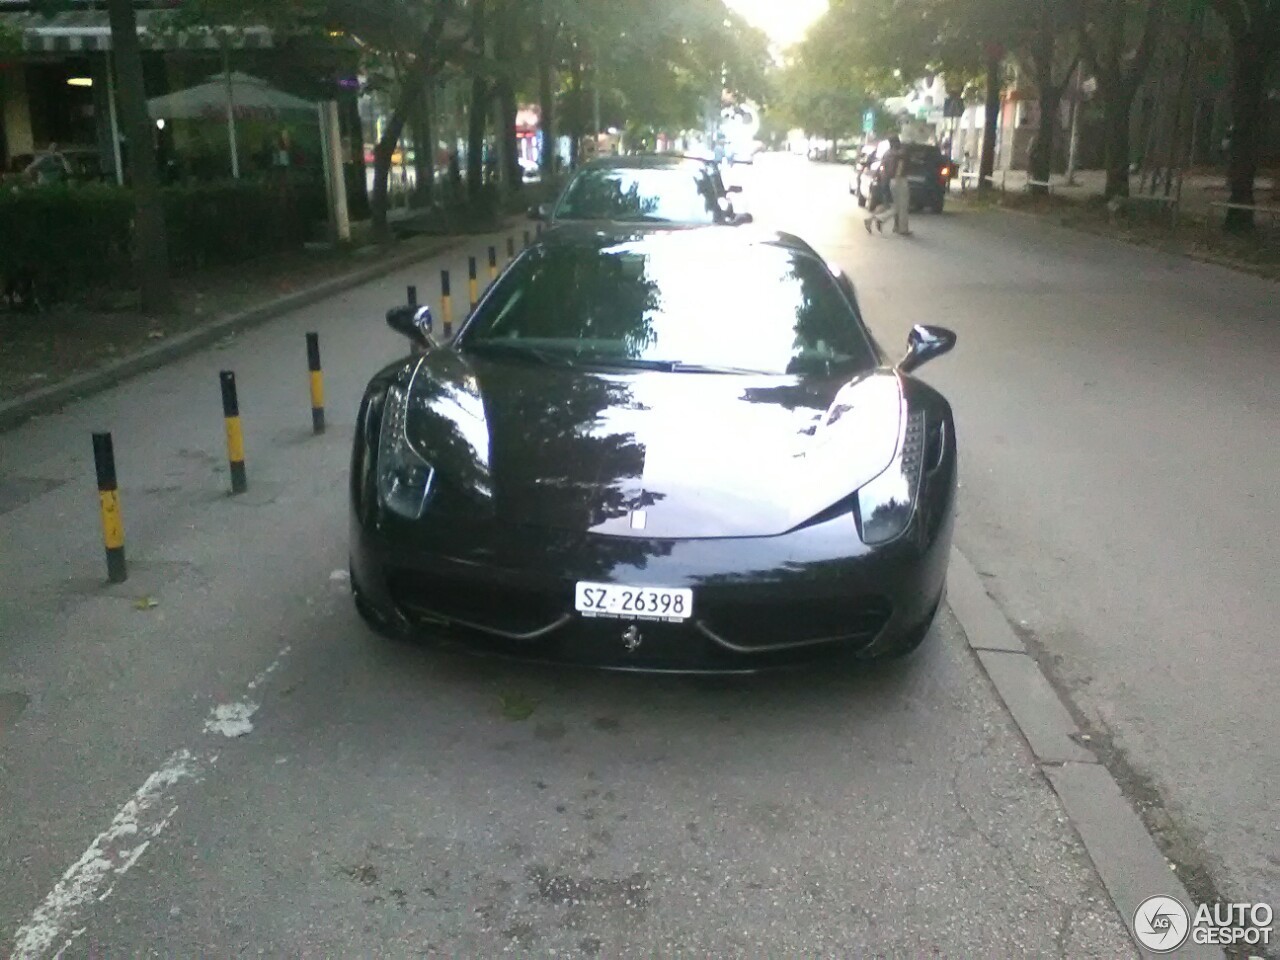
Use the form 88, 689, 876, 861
4, 10, 273, 53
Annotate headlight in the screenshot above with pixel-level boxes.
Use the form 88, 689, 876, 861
855, 409, 926, 545
377, 383, 435, 520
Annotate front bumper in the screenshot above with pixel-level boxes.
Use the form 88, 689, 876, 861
351, 478, 955, 674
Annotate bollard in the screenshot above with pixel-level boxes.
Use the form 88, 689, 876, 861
507, 236, 516, 262
468, 256, 479, 309
219, 371, 248, 494
407, 284, 418, 308
536, 223, 543, 238
488, 245, 498, 282
92, 432, 127, 584
523, 229, 531, 249
441, 269, 453, 337
306, 332, 325, 434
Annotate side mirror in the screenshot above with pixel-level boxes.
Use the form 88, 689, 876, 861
527, 203, 550, 220
386, 305, 435, 351
727, 184, 743, 194
900, 325, 957, 373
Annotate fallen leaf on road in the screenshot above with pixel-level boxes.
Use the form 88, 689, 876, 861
499, 691, 539, 721
134, 597, 159, 610
147, 330, 166, 339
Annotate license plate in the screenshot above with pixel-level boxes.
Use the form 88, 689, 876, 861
574, 582, 693, 623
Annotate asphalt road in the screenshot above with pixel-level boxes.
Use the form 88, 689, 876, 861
735, 155, 1278, 915
0, 155, 1267, 958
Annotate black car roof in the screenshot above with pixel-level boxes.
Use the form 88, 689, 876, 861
535, 223, 817, 257
578, 154, 713, 171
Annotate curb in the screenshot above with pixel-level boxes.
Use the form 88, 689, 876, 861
0, 226, 509, 434
945, 545, 1225, 960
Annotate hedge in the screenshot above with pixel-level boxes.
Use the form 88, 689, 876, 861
0, 176, 327, 302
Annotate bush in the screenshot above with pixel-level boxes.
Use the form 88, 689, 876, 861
0, 183, 134, 300
162, 175, 327, 271
0, 176, 327, 303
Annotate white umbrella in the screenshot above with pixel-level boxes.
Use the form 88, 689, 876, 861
147, 71, 315, 178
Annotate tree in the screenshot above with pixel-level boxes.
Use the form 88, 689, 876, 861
107, 0, 172, 313
1209, 0, 1280, 230
1018, 0, 1080, 192
774, 40, 873, 146
816, 0, 1018, 190
1076, 0, 1168, 198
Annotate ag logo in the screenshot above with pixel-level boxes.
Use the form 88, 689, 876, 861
1133, 895, 1190, 952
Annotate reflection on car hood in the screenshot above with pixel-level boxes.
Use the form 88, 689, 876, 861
403, 352, 903, 538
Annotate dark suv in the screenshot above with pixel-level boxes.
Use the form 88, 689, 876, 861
854, 142, 951, 213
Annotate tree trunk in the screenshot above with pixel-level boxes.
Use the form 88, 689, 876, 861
1103, 89, 1132, 199
568, 52, 584, 170
106, 0, 171, 314
340, 94, 371, 220
410, 78, 434, 206
979, 53, 1001, 192
371, 111, 406, 243
1029, 92, 1059, 192
1223, 32, 1268, 232
467, 77, 488, 201
497, 80, 520, 195
537, 6, 557, 179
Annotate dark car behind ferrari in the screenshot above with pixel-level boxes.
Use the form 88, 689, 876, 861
854, 142, 952, 213
529, 154, 749, 227
351, 227, 957, 673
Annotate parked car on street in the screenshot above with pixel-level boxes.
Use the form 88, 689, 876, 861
353, 226, 959, 672
529, 154, 750, 226
853, 141, 952, 213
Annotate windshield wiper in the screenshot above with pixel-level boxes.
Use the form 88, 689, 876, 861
467, 341, 576, 368
669, 362, 772, 375
581, 358, 771, 375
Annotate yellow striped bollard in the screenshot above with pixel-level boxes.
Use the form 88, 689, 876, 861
468, 256, 479, 310
440, 270, 453, 338
306, 332, 325, 434
92, 432, 127, 583
220, 371, 247, 494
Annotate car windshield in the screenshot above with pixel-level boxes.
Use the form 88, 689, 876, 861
553, 167, 719, 223
461, 236, 877, 376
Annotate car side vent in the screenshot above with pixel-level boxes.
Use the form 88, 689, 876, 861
925, 418, 946, 473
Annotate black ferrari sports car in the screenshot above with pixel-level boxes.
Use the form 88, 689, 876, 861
350, 225, 958, 672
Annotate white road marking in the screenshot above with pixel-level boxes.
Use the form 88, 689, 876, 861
8, 751, 200, 960
7, 645, 292, 959
203, 702, 258, 738
246, 645, 290, 691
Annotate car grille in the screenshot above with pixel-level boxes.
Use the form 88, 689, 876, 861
695, 595, 892, 654
386, 568, 569, 640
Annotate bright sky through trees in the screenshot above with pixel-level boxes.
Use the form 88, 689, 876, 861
723, 0, 828, 49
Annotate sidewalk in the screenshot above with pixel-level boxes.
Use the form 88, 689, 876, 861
964, 167, 1278, 217
953, 167, 1280, 282
0, 217, 526, 431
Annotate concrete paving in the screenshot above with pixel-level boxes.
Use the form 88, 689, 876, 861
2, 155, 1268, 957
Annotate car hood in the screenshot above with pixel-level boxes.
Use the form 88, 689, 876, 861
403, 353, 904, 539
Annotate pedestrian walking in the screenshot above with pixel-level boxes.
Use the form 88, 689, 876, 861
886, 136, 911, 236
863, 144, 896, 234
